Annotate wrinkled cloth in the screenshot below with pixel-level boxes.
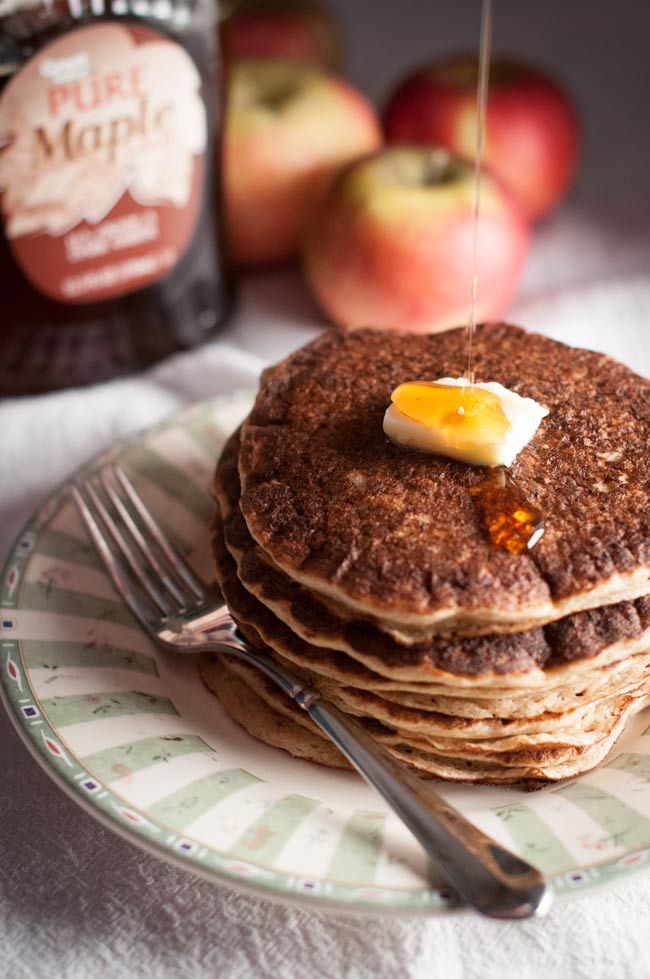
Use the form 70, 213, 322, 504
3, 0, 650, 976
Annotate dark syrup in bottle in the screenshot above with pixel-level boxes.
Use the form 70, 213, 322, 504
0, 0, 231, 395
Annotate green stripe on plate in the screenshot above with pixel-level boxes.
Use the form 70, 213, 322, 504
21, 582, 137, 630
229, 793, 319, 864
148, 768, 261, 830
556, 782, 650, 850
326, 810, 387, 884
40, 690, 178, 727
82, 734, 214, 783
185, 395, 254, 454
21, 639, 158, 676
606, 753, 650, 779
118, 447, 214, 524
184, 424, 225, 461
32, 529, 103, 570
182, 406, 236, 459
491, 802, 574, 875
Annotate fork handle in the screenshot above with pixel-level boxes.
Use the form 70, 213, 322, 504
209, 639, 551, 919
301, 695, 551, 920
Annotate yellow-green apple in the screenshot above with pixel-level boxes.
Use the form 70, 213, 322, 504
303, 147, 530, 332
383, 57, 580, 220
223, 0, 340, 70
224, 59, 382, 267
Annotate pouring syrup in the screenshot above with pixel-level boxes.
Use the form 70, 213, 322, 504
464, 0, 493, 388
463, 0, 546, 555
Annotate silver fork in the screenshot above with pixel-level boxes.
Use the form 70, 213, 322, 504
71, 463, 552, 920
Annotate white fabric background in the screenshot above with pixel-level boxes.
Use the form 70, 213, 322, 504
2, 1, 650, 975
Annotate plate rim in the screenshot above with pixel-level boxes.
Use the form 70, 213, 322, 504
0, 673, 467, 919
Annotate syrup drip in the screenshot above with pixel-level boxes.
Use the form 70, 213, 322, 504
469, 468, 545, 554
465, 0, 493, 387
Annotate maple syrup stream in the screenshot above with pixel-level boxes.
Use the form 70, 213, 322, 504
463, 0, 493, 387
465, 0, 546, 554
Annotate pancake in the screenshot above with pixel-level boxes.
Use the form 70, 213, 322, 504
201, 654, 647, 784
237, 326, 650, 634
216, 431, 650, 689
211, 510, 650, 752
205, 324, 650, 784
212, 603, 650, 752
223, 508, 650, 688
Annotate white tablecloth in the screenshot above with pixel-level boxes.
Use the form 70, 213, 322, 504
3, 1, 650, 976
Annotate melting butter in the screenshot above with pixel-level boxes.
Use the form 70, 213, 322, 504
383, 378, 549, 467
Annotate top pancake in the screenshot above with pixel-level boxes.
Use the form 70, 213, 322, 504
238, 325, 650, 632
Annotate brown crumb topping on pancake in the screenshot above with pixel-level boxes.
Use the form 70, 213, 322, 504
216, 430, 650, 678
237, 325, 650, 623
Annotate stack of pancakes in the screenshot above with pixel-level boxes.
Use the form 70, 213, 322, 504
202, 324, 650, 783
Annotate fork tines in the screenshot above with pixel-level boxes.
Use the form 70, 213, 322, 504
71, 464, 208, 630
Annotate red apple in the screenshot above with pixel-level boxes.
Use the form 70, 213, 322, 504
223, 0, 340, 70
303, 147, 530, 333
224, 59, 382, 267
383, 57, 580, 220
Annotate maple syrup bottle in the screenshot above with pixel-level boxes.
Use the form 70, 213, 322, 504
0, 0, 231, 395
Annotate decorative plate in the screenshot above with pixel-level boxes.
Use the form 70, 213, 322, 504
3, 389, 650, 915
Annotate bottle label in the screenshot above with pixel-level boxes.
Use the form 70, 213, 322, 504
0, 23, 207, 304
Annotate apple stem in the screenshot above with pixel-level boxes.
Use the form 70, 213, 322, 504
424, 149, 457, 186
259, 86, 297, 112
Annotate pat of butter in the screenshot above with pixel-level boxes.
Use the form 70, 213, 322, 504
383, 377, 549, 467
